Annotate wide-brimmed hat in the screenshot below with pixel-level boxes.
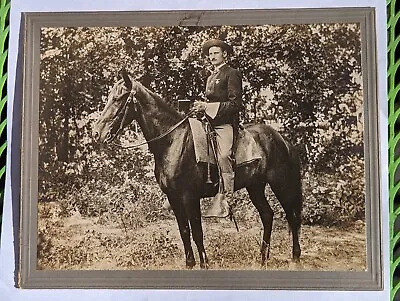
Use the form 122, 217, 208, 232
202, 39, 233, 55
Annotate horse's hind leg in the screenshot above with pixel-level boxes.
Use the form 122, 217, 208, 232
268, 179, 301, 262
247, 184, 274, 266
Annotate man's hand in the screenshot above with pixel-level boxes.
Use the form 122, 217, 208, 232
193, 101, 207, 113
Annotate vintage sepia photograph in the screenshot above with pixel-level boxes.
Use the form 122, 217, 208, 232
35, 22, 368, 273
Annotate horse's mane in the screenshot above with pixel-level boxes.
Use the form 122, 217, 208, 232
132, 80, 182, 123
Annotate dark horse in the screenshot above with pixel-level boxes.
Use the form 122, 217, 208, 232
93, 71, 303, 269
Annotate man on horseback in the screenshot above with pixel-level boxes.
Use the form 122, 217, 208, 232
95, 39, 302, 266
193, 39, 243, 218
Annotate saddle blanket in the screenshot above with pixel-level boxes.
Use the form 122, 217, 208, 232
188, 118, 262, 167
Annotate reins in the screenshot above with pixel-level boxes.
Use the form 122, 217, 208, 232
109, 86, 195, 149
111, 112, 192, 149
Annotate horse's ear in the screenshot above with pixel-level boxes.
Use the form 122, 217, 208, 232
120, 69, 132, 90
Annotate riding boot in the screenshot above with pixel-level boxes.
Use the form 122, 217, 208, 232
203, 172, 235, 218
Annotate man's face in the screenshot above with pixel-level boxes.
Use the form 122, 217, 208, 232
208, 46, 227, 67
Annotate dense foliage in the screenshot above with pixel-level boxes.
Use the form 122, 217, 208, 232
39, 24, 365, 226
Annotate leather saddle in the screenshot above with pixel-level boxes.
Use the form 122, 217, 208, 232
188, 118, 262, 167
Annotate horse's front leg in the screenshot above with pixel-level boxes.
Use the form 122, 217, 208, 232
168, 196, 196, 269
186, 195, 208, 269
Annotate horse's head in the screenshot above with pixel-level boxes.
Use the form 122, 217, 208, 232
93, 70, 138, 143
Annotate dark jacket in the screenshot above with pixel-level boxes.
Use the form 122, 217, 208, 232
205, 64, 243, 126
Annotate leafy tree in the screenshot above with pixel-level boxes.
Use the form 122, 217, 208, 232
38, 23, 365, 225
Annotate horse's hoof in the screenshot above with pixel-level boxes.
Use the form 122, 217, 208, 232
289, 258, 302, 270
186, 260, 196, 269
293, 249, 301, 262
200, 262, 209, 269
292, 248, 301, 260
292, 254, 301, 264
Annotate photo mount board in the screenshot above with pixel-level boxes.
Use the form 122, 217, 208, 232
18, 8, 382, 290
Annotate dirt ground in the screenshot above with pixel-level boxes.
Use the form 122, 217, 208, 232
37, 202, 366, 271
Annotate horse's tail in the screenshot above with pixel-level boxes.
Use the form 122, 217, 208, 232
287, 140, 303, 234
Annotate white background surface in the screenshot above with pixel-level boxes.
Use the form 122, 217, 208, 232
0, 1, 388, 300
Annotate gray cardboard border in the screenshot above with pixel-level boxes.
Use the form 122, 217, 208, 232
18, 8, 382, 290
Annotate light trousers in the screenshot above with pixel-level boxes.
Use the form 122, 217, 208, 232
214, 124, 234, 173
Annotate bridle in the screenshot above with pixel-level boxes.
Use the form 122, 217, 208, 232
105, 88, 138, 144
107, 87, 192, 149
